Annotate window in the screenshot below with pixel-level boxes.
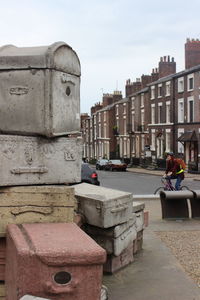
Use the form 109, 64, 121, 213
123, 118, 126, 135
131, 97, 135, 109
131, 113, 135, 131
151, 130, 156, 151
98, 112, 101, 122
104, 124, 107, 138
104, 111, 107, 122
98, 120, 102, 137
151, 104, 155, 124
116, 118, 119, 133
116, 105, 119, 116
178, 77, 184, 93
187, 97, 194, 122
178, 99, 184, 123
178, 129, 184, 153
151, 86, 155, 99
132, 137, 135, 153
158, 84, 162, 98
124, 139, 127, 155
165, 129, 171, 152
90, 127, 92, 142
158, 103, 163, 123
141, 109, 144, 126
123, 103, 126, 115
165, 81, 171, 96
141, 93, 144, 106
166, 101, 170, 123
94, 125, 96, 139
141, 135, 145, 152
187, 74, 194, 91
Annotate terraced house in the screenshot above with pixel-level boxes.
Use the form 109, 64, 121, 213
81, 39, 200, 172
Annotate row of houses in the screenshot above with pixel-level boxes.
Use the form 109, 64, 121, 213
81, 38, 200, 172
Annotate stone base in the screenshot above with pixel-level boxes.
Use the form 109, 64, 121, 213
133, 230, 143, 254
103, 242, 134, 274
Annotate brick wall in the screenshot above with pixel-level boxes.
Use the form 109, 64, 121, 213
185, 38, 200, 69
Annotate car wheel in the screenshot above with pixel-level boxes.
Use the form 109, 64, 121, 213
96, 165, 99, 170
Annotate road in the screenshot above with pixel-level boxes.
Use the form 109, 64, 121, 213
94, 168, 200, 194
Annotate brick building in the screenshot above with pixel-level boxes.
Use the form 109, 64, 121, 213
82, 39, 200, 172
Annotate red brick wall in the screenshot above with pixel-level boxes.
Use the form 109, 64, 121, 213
185, 38, 200, 69
158, 56, 176, 79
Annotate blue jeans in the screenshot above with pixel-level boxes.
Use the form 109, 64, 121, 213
168, 175, 183, 190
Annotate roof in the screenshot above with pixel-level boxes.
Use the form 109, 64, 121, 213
177, 130, 198, 142
148, 63, 200, 86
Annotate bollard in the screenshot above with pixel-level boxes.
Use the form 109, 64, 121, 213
190, 190, 200, 218
159, 190, 194, 219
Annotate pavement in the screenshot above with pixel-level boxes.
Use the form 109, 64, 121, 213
127, 166, 200, 181
102, 174, 200, 300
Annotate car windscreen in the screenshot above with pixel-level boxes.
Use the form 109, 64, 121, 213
109, 160, 122, 164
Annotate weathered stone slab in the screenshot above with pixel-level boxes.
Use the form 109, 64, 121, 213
0, 185, 76, 236
74, 183, 133, 228
135, 210, 144, 232
132, 201, 145, 212
0, 135, 82, 186
133, 230, 144, 254
85, 216, 137, 256
0, 42, 81, 137
103, 242, 134, 274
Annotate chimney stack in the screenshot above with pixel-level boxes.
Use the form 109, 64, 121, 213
158, 56, 176, 79
185, 38, 200, 69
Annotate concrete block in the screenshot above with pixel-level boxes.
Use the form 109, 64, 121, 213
103, 242, 134, 274
0, 42, 81, 137
6, 223, 106, 300
133, 230, 143, 254
0, 185, 76, 236
132, 201, 145, 212
85, 216, 137, 256
0, 135, 82, 186
74, 183, 133, 228
135, 210, 144, 232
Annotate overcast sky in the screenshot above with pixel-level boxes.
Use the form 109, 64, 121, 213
1, 0, 200, 113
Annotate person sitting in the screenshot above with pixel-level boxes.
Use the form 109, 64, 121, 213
164, 152, 184, 190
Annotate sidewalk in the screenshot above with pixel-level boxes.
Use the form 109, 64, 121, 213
127, 166, 200, 181
103, 193, 200, 300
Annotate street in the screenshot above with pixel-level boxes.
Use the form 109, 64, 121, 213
95, 168, 200, 194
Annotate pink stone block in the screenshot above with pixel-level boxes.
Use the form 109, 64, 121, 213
5, 223, 106, 300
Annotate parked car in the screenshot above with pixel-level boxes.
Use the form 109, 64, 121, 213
96, 159, 109, 170
104, 160, 127, 171
81, 163, 100, 185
